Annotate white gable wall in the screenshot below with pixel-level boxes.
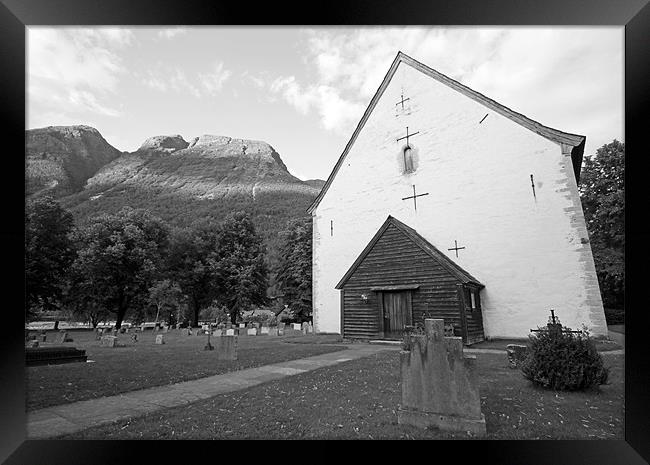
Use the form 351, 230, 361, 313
312, 62, 607, 339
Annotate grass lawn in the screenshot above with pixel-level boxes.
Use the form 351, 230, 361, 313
26, 329, 346, 411
59, 350, 624, 440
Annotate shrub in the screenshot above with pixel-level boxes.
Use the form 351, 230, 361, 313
604, 307, 624, 325
520, 324, 609, 391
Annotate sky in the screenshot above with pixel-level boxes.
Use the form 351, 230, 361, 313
26, 27, 624, 181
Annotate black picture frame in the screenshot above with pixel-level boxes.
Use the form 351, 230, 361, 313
2, 0, 648, 463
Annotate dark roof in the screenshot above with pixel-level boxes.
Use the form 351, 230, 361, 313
335, 215, 484, 289
308, 51, 586, 214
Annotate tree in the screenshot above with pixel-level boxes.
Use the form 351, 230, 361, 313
166, 223, 221, 327
211, 211, 269, 324
579, 140, 625, 310
68, 207, 169, 329
148, 279, 183, 325
25, 196, 76, 321
275, 217, 312, 323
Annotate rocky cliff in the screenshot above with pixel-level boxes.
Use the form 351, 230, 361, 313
25, 125, 123, 197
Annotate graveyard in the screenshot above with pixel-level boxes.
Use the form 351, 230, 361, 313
26, 321, 624, 440
25, 325, 345, 411
56, 348, 624, 440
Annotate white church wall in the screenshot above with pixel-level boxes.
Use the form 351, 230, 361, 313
312, 61, 607, 339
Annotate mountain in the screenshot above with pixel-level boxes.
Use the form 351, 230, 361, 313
25, 126, 325, 279
25, 125, 124, 197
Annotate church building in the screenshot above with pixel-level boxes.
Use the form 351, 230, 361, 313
308, 52, 608, 342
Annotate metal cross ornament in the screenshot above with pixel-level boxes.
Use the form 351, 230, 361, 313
402, 184, 429, 211
397, 126, 419, 147
448, 240, 466, 258
396, 92, 410, 110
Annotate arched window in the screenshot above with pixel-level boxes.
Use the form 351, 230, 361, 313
403, 146, 414, 173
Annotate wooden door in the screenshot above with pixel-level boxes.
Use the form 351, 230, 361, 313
382, 291, 412, 339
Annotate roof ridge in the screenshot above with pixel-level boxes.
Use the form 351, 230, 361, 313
335, 215, 483, 289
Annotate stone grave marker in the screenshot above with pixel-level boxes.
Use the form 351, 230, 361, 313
260, 326, 269, 335
277, 323, 285, 336
506, 344, 529, 369
216, 335, 237, 360
301, 322, 309, 335
307, 322, 314, 334
58, 331, 73, 343
292, 323, 301, 331
225, 328, 235, 336
155, 334, 165, 345
247, 328, 258, 336
239, 323, 246, 329
213, 329, 223, 337
398, 319, 486, 437
100, 335, 118, 348
40, 331, 47, 342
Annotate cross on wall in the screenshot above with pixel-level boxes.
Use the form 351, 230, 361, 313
397, 126, 419, 147
396, 92, 410, 110
448, 240, 466, 258
401, 184, 429, 211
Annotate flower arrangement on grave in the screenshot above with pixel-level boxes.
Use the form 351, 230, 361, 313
520, 310, 609, 391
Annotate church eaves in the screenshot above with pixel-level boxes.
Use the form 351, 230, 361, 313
308, 51, 586, 214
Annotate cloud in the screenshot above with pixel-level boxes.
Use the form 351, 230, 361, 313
68, 89, 122, 117
156, 28, 188, 40
27, 27, 134, 126
274, 27, 622, 155
269, 76, 365, 133
199, 61, 233, 95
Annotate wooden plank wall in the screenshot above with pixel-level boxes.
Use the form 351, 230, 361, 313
464, 287, 485, 344
342, 224, 462, 339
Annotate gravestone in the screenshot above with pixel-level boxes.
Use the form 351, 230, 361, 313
100, 335, 118, 348
40, 331, 47, 342
213, 329, 223, 337
260, 326, 270, 335
277, 324, 285, 336
216, 335, 238, 361
247, 328, 257, 336
506, 344, 529, 369
307, 322, 314, 334
301, 322, 309, 335
398, 319, 486, 437
58, 331, 73, 344
239, 323, 246, 329
225, 329, 235, 336
155, 334, 165, 345
292, 323, 301, 331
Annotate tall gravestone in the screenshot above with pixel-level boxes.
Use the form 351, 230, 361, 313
398, 319, 486, 437
216, 335, 238, 361
155, 334, 165, 345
